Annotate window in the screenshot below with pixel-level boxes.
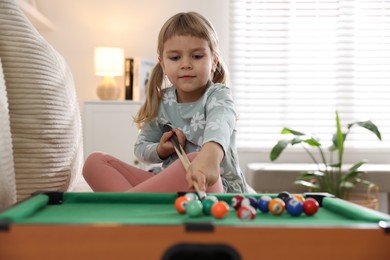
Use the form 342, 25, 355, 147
229, 0, 390, 154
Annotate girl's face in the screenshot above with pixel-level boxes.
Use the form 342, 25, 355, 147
159, 35, 218, 103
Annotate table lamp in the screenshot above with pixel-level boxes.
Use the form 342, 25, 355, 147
94, 47, 124, 100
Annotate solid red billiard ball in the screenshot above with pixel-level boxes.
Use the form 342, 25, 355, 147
231, 195, 245, 210
303, 198, 319, 216
212, 201, 230, 219
237, 205, 256, 220
268, 198, 285, 216
175, 196, 190, 214
286, 198, 304, 217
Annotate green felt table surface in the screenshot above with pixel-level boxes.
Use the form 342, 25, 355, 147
1, 192, 389, 227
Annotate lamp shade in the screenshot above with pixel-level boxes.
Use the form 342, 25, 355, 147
94, 47, 124, 76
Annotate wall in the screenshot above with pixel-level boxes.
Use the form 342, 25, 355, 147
37, 0, 229, 105
34, 1, 390, 172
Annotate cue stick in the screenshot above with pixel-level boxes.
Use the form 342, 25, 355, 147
163, 124, 207, 200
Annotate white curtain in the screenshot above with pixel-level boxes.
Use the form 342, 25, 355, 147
230, 0, 390, 152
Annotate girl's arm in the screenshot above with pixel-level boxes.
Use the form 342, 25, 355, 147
187, 85, 237, 191
134, 121, 163, 164
134, 121, 186, 164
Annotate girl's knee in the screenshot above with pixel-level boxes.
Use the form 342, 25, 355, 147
83, 152, 106, 178
85, 151, 115, 166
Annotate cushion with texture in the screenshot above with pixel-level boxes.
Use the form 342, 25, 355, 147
0, 0, 83, 201
0, 58, 16, 210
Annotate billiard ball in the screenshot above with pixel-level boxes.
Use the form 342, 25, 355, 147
231, 195, 245, 210
202, 198, 217, 216
277, 191, 292, 203
186, 200, 203, 218
184, 192, 198, 201
257, 195, 272, 213
205, 195, 218, 203
268, 198, 285, 216
237, 205, 256, 220
175, 196, 190, 214
286, 198, 304, 217
211, 201, 230, 219
292, 194, 305, 203
241, 196, 258, 210
303, 198, 319, 216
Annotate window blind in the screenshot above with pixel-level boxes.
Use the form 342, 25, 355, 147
229, 0, 390, 151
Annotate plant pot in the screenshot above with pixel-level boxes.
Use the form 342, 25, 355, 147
346, 185, 379, 211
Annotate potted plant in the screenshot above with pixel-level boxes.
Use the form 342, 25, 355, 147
270, 111, 382, 200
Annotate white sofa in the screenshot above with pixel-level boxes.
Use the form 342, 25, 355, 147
0, 0, 83, 210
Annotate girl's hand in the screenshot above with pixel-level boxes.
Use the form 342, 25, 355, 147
186, 142, 224, 191
156, 128, 186, 159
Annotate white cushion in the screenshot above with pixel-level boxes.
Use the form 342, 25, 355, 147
0, 58, 16, 210
0, 0, 83, 201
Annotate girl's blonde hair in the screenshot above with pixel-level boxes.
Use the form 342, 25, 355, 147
135, 12, 229, 127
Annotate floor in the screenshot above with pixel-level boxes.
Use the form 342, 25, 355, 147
71, 176, 93, 192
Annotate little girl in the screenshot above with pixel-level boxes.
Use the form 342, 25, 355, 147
83, 12, 249, 194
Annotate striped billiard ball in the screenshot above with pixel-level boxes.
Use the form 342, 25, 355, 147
268, 198, 285, 216
257, 196, 272, 213
286, 198, 304, 217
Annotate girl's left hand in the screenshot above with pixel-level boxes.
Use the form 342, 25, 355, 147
157, 128, 186, 159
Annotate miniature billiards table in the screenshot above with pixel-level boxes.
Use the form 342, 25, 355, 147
0, 192, 389, 259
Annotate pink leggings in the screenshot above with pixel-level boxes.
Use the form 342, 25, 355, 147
82, 152, 224, 193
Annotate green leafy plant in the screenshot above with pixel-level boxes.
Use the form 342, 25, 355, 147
270, 111, 382, 199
